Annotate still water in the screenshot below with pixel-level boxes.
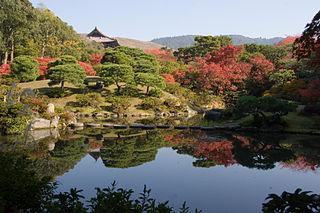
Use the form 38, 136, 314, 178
2, 127, 320, 212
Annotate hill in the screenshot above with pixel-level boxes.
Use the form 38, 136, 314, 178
151, 35, 284, 49
115, 37, 163, 50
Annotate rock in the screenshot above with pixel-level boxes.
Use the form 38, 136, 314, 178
111, 114, 118, 118
85, 123, 101, 128
70, 123, 84, 128
93, 112, 103, 118
301, 105, 320, 115
189, 126, 201, 130
103, 124, 113, 128
204, 109, 224, 121
200, 126, 215, 131
29, 129, 51, 140
50, 116, 59, 128
129, 124, 144, 128
113, 125, 127, 129
47, 142, 55, 151
142, 125, 155, 130
47, 103, 55, 113
30, 118, 51, 130
174, 126, 188, 130
157, 125, 170, 129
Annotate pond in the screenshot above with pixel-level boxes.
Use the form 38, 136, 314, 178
1, 127, 320, 212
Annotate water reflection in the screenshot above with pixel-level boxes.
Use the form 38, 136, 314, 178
1, 128, 320, 174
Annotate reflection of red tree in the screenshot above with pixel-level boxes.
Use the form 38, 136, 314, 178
280, 156, 318, 173
189, 141, 236, 167
88, 139, 103, 149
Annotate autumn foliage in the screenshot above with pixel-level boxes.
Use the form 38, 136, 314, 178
298, 79, 320, 103
172, 44, 252, 94
78, 61, 96, 76
0, 64, 11, 75
249, 57, 274, 82
89, 53, 103, 66
275, 36, 299, 47
35, 57, 57, 79
159, 74, 175, 83
145, 48, 176, 61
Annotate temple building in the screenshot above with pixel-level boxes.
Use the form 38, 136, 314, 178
84, 27, 120, 48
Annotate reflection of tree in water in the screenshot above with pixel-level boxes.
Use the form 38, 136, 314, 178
33, 138, 87, 178
101, 130, 168, 168
168, 130, 298, 170
232, 134, 295, 170
280, 137, 320, 172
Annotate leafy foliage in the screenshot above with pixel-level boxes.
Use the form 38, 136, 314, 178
76, 93, 104, 107
10, 55, 39, 82
99, 64, 134, 93
109, 96, 131, 115
262, 188, 320, 213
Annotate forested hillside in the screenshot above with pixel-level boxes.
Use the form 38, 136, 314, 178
151, 35, 284, 49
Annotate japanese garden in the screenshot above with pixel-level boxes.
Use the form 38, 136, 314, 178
0, 0, 320, 212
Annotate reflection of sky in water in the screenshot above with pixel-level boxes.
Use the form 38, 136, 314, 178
56, 148, 320, 213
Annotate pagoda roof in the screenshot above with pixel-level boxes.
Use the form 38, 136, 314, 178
88, 27, 108, 38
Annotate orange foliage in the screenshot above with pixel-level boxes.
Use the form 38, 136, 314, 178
275, 36, 299, 47
0, 64, 11, 75
78, 61, 96, 76
145, 48, 176, 61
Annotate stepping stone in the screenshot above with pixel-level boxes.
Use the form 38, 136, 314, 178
142, 125, 155, 130
200, 126, 215, 131
85, 123, 101, 128
102, 124, 113, 128
174, 126, 188, 130
113, 125, 127, 129
189, 126, 201, 130
129, 124, 144, 128
157, 125, 170, 129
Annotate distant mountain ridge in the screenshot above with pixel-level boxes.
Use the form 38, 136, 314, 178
151, 35, 284, 49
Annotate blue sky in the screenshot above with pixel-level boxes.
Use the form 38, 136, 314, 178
29, 0, 320, 41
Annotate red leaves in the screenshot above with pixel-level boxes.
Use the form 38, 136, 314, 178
275, 36, 299, 47
145, 48, 176, 61
35, 57, 57, 80
298, 79, 320, 104
249, 57, 274, 82
0, 64, 11, 75
159, 74, 175, 83
78, 61, 96, 76
89, 53, 103, 66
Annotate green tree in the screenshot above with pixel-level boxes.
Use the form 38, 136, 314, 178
100, 49, 135, 66
0, 0, 35, 63
233, 96, 297, 127
98, 64, 134, 93
269, 69, 296, 85
108, 97, 131, 115
10, 55, 39, 82
134, 73, 165, 95
48, 64, 86, 90
48, 55, 86, 90
174, 35, 232, 62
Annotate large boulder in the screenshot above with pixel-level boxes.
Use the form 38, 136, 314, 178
50, 116, 59, 128
30, 118, 51, 130
204, 109, 224, 121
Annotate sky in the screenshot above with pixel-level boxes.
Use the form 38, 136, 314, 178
29, 0, 320, 41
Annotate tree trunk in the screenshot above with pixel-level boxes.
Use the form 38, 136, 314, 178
146, 86, 150, 96
116, 82, 121, 93
3, 51, 8, 64
61, 81, 64, 91
41, 41, 45, 58
41, 30, 48, 58
10, 39, 14, 62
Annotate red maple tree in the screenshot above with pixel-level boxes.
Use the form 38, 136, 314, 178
35, 57, 57, 80
0, 64, 11, 75
145, 48, 176, 61
78, 61, 96, 76
159, 73, 175, 83
89, 53, 103, 66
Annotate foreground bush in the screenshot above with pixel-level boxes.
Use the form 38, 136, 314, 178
0, 152, 201, 212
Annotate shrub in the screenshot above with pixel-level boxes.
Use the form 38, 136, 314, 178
140, 97, 163, 111
76, 93, 104, 107
0, 102, 31, 135
21, 97, 48, 114
108, 97, 131, 115
164, 98, 179, 109
10, 56, 39, 82
148, 88, 163, 98
78, 61, 96, 76
46, 88, 66, 98
0, 63, 11, 75
233, 96, 297, 127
